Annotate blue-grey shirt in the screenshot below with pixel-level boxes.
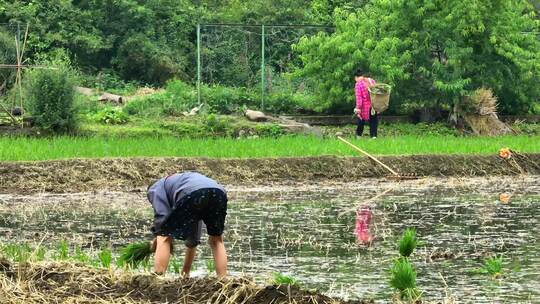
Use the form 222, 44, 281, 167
147, 172, 225, 229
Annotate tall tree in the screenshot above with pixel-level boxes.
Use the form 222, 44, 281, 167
295, 0, 540, 114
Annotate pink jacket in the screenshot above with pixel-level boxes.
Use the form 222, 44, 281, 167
355, 78, 376, 121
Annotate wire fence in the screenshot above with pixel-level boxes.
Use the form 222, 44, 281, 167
196, 24, 334, 109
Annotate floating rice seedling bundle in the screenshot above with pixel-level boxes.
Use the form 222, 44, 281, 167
399, 228, 417, 258
390, 228, 421, 301
390, 258, 420, 300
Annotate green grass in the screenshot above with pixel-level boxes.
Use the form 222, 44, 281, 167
0, 135, 539, 161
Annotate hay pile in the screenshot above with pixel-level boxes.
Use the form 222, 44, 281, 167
0, 259, 368, 304
454, 88, 513, 136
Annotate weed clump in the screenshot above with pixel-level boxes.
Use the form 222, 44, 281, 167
481, 255, 504, 279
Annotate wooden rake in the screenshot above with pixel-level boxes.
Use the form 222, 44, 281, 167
337, 136, 419, 180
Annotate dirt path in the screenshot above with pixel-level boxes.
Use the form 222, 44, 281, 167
1, 154, 539, 193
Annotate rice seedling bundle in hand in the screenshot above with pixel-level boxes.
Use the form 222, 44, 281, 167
399, 228, 417, 258
118, 241, 153, 268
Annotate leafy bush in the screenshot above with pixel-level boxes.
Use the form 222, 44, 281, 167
265, 92, 315, 114
114, 34, 182, 85
201, 85, 258, 114
204, 114, 234, 136
25, 66, 77, 133
255, 124, 285, 137
91, 107, 129, 125
124, 80, 197, 117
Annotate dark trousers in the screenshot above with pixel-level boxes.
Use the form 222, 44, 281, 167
356, 110, 378, 137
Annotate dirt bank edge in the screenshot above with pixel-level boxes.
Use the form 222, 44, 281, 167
1, 154, 539, 193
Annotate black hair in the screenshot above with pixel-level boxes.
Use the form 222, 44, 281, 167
354, 68, 364, 77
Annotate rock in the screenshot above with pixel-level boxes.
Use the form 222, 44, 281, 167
98, 93, 124, 104
245, 109, 267, 122
75, 86, 95, 96
238, 129, 246, 137
335, 131, 343, 137
182, 106, 200, 116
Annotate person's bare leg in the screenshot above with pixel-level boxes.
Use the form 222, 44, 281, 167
208, 235, 227, 278
154, 236, 172, 274
182, 246, 197, 278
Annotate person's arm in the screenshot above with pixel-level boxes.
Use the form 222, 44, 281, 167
182, 246, 197, 278
154, 236, 172, 274
354, 82, 363, 114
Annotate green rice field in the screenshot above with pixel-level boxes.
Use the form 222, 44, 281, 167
1, 135, 539, 161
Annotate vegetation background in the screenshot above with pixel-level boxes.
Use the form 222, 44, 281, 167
0, 0, 538, 134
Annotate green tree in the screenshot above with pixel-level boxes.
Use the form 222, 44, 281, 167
295, 0, 540, 115
0, 0, 197, 85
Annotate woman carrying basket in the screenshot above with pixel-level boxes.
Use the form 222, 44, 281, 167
353, 68, 378, 138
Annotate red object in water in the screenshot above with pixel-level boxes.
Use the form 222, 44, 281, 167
355, 205, 373, 245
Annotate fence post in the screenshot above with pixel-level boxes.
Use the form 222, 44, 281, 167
197, 23, 201, 106
261, 24, 265, 110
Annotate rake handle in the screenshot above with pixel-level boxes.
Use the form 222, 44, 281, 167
337, 136, 399, 176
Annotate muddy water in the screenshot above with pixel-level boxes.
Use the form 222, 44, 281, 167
0, 176, 539, 303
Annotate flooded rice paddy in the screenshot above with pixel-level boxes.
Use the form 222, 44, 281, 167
0, 176, 539, 303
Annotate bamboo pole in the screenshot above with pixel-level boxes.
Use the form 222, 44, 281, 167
337, 136, 399, 176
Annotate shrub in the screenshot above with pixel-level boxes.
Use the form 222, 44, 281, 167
201, 85, 258, 114
124, 80, 196, 117
91, 107, 129, 125
255, 124, 285, 137
204, 114, 234, 136
25, 67, 77, 133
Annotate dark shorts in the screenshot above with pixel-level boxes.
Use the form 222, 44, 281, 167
156, 188, 227, 247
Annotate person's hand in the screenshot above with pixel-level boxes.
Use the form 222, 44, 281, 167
353, 108, 360, 114
150, 238, 157, 252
